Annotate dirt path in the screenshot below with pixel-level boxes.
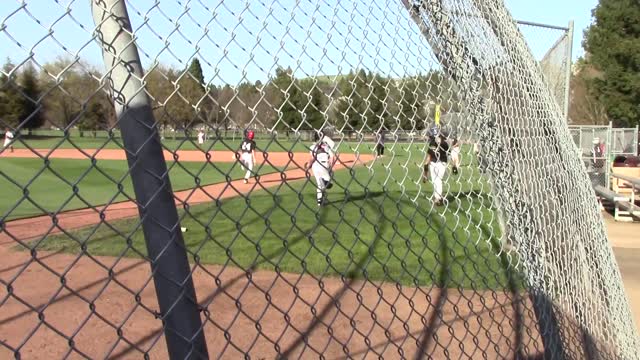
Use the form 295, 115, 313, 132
1, 149, 318, 162
0, 148, 546, 359
603, 213, 640, 331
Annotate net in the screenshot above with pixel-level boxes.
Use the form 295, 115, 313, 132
0, 0, 637, 359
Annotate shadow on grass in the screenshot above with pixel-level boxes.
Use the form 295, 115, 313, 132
413, 212, 450, 359
279, 192, 391, 358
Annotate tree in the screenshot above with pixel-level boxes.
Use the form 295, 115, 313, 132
334, 71, 366, 131
78, 99, 111, 136
255, 80, 279, 128
230, 81, 260, 128
173, 71, 205, 129
20, 64, 45, 133
216, 85, 235, 134
145, 63, 205, 134
299, 79, 325, 130
272, 67, 302, 129
40, 57, 101, 129
569, 59, 610, 125
366, 72, 389, 130
583, 0, 640, 126
0, 59, 24, 128
397, 77, 421, 130
188, 58, 205, 89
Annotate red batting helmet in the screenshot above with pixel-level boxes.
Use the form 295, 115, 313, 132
247, 130, 255, 140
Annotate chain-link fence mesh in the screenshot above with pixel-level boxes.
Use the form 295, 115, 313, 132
569, 124, 640, 189
612, 127, 639, 157
0, 0, 638, 359
569, 125, 613, 189
516, 20, 573, 120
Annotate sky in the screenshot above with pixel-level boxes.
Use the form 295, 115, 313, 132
505, 0, 599, 60
0, 0, 599, 86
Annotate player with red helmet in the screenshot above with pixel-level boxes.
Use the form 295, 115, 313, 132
237, 130, 257, 184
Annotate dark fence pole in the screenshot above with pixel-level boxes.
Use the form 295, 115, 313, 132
91, 1, 208, 358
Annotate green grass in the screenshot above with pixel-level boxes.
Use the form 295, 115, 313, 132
10, 135, 314, 153
28, 150, 525, 290
0, 158, 282, 220
8, 132, 455, 155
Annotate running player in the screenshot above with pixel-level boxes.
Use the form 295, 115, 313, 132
237, 130, 257, 184
197, 129, 205, 145
422, 135, 449, 206
3, 128, 14, 153
450, 138, 461, 175
309, 129, 336, 206
375, 130, 385, 158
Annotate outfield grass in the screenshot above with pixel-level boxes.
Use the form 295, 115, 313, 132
0, 158, 283, 220
9, 135, 313, 153
30, 150, 524, 290
7, 133, 445, 156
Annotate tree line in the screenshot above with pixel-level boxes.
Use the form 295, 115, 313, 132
0, 56, 459, 136
576, 0, 640, 127
0, 58, 114, 136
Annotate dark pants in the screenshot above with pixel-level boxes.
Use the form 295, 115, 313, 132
376, 143, 384, 156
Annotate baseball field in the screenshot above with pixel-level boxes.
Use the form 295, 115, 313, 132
0, 135, 533, 359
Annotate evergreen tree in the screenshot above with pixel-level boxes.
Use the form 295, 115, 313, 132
20, 64, 45, 132
187, 58, 205, 89
398, 78, 420, 130
335, 71, 366, 130
272, 67, 302, 129
78, 99, 110, 136
366, 72, 389, 130
0, 60, 24, 128
299, 79, 325, 130
584, 0, 640, 126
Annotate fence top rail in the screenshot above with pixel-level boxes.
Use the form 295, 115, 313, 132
568, 125, 612, 129
612, 173, 640, 188
516, 19, 570, 31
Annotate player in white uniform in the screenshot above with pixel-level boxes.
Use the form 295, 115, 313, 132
197, 130, 205, 145
450, 138, 461, 175
3, 128, 14, 153
309, 130, 336, 206
423, 135, 449, 206
237, 130, 257, 184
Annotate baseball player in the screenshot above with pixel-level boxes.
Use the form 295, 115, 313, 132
450, 138, 461, 175
3, 128, 14, 153
375, 130, 385, 158
197, 129, 205, 145
422, 135, 449, 206
236, 130, 257, 184
591, 137, 605, 173
309, 129, 336, 206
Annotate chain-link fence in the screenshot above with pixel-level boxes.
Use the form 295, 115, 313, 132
1, 1, 638, 359
612, 127, 640, 157
569, 124, 614, 189
516, 20, 574, 121
569, 123, 640, 189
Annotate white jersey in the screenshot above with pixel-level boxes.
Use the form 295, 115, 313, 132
4, 131, 14, 147
197, 132, 204, 144
310, 137, 334, 164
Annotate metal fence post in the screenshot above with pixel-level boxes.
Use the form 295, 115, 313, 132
91, 1, 208, 358
633, 125, 640, 155
563, 20, 574, 121
607, 121, 612, 190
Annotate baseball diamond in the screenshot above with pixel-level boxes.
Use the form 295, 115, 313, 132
0, 0, 639, 359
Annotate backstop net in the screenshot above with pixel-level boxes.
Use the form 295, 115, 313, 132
0, 0, 638, 359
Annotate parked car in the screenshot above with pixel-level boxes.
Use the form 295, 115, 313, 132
613, 155, 640, 168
